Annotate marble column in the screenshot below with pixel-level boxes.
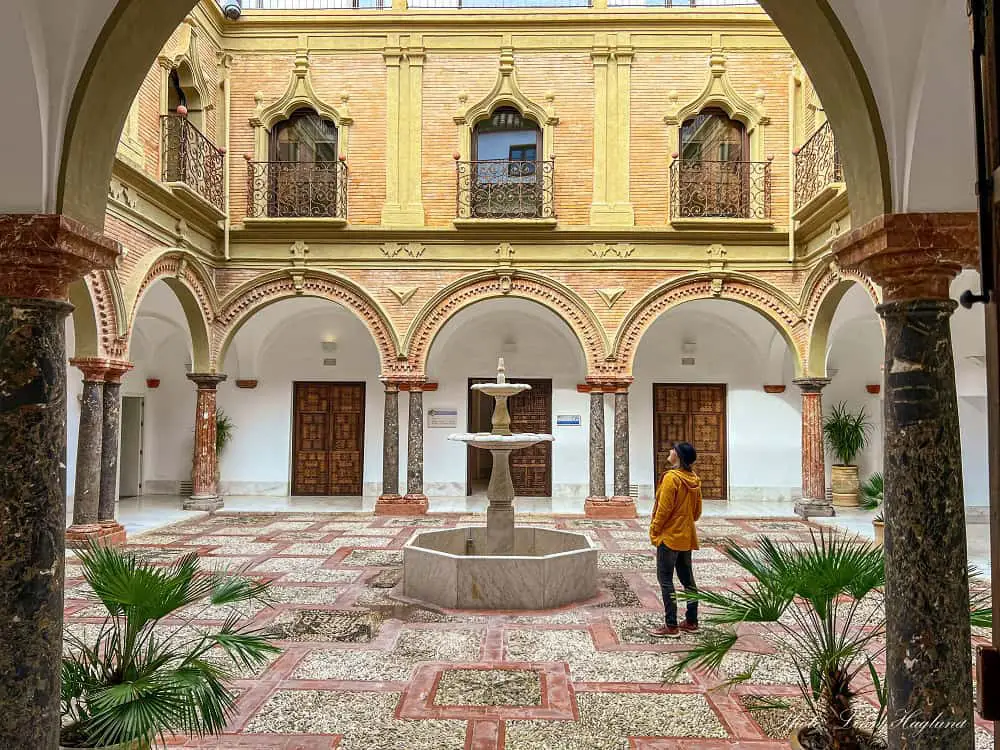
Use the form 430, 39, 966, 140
833, 212, 977, 750
185, 373, 227, 511
792, 378, 832, 518
374, 381, 409, 515
98, 361, 132, 546
612, 385, 631, 499
67, 359, 105, 531
0, 214, 119, 750
402, 383, 429, 513
586, 389, 606, 501
589, 379, 636, 518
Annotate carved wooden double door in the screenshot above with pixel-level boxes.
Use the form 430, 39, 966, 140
653, 384, 727, 500
292, 382, 365, 496
468, 378, 552, 497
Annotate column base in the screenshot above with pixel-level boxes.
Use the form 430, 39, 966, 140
794, 499, 835, 519
184, 495, 224, 512
66, 522, 126, 548
585, 496, 637, 519
375, 493, 429, 516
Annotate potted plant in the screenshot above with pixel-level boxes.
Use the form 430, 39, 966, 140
823, 402, 873, 507
60, 542, 279, 749
669, 530, 889, 750
861, 473, 884, 545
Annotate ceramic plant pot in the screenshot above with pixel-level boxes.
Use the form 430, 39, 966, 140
831, 464, 860, 507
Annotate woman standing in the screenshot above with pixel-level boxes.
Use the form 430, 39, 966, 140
647, 441, 702, 638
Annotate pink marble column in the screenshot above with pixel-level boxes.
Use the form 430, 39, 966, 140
0, 214, 119, 750
185, 373, 227, 511
584, 379, 636, 519
793, 378, 831, 519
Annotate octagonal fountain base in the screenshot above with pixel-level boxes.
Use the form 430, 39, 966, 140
403, 526, 598, 610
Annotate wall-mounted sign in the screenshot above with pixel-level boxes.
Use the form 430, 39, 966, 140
556, 414, 582, 427
428, 408, 458, 428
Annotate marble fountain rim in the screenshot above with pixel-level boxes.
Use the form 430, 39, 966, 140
447, 432, 554, 442
404, 527, 596, 560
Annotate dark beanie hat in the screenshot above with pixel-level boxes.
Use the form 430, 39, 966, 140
674, 441, 697, 467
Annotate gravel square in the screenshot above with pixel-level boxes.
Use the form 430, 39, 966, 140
202, 540, 279, 556
503, 692, 726, 749
505, 629, 691, 684
599, 552, 654, 570
567, 519, 629, 529
596, 572, 642, 608
385, 517, 447, 526
267, 586, 346, 605
341, 550, 403, 567
433, 668, 542, 706
245, 690, 467, 748
268, 609, 384, 642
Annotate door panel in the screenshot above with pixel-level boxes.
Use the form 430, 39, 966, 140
119, 396, 144, 498
292, 382, 364, 496
653, 384, 727, 500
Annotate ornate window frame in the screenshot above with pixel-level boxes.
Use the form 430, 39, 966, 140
157, 17, 212, 121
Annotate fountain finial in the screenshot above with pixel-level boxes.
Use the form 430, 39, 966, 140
497, 356, 506, 384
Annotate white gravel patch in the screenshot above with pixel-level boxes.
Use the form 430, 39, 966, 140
335, 528, 400, 537
341, 550, 403, 567
505, 629, 691, 684
504, 692, 726, 748
251, 557, 359, 581
199, 556, 259, 572
567, 519, 630, 529
245, 690, 467, 748
599, 553, 655, 570
720, 648, 802, 685
504, 610, 589, 624
267, 586, 346, 605
293, 628, 484, 681
202, 540, 279, 556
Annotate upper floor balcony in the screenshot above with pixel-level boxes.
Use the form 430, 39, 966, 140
669, 158, 771, 222
455, 158, 556, 225
246, 159, 349, 223
160, 114, 226, 215
794, 120, 843, 210
228, 0, 759, 10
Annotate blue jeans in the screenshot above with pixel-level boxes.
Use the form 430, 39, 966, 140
656, 544, 698, 627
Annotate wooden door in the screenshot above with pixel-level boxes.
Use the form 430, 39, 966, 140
468, 378, 552, 497
292, 382, 365, 496
653, 384, 727, 500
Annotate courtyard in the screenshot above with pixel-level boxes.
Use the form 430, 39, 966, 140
64, 502, 995, 749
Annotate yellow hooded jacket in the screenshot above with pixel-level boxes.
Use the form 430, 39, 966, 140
649, 468, 703, 551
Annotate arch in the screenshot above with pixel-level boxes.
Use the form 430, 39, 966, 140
69, 280, 100, 359
404, 270, 608, 378
613, 273, 806, 377
249, 48, 353, 164
127, 250, 215, 371
214, 269, 398, 374
453, 46, 558, 163
802, 262, 883, 378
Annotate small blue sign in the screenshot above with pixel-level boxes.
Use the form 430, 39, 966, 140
556, 414, 582, 427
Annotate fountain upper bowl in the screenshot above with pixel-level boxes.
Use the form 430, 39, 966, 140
471, 383, 531, 398
448, 432, 554, 450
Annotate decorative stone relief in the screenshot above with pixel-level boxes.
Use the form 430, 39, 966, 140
706, 244, 728, 271
380, 242, 425, 259
596, 287, 626, 309
710, 278, 724, 297
388, 286, 418, 306
589, 243, 634, 258
290, 240, 309, 266
496, 243, 516, 265
108, 181, 138, 210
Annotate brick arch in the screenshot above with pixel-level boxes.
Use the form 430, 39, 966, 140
613, 273, 806, 376
214, 270, 398, 373
802, 261, 882, 377
403, 270, 609, 377
127, 250, 216, 371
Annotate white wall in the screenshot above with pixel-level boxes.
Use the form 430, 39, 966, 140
424, 298, 589, 497
952, 271, 989, 508
631, 299, 802, 500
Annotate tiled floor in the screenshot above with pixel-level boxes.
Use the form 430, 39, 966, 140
63, 510, 995, 750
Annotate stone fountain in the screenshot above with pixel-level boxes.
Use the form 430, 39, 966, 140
402, 358, 598, 610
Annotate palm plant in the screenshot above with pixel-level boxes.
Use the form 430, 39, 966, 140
823, 402, 873, 466
60, 543, 279, 748
216, 410, 235, 456
668, 531, 888, 750
860, 473, 883, 511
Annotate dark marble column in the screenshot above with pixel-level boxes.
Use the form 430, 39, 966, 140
403, 383, 429, 512
97, 361, 132, 546
374, 381, 410, 515
834, 212, 977, 750
792, 377, 832, 518
586, 389, 606, 501
185, 373, 227, 511
0, 214, 119, 750
68, 359, 104, 530
611, 384, 631, 500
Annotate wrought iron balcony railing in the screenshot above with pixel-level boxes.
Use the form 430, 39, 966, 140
456, 159, 555, 220
160, 115, 225, 213
669, 159, 771, 220
246, 160, 348, 220
794, 120, 843, 209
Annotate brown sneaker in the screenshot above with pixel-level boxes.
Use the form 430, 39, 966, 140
648, 625, 680, 638
678, 621, 699, 633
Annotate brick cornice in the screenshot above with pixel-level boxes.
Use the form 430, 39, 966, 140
0, 214, 120, 300
831, 212, 978, 302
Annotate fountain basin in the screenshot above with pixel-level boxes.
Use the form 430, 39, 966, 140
448, 433, 554, 451
403, 526, 598, 610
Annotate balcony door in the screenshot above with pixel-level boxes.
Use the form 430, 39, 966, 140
471, 107, 543, 218
269, 109, 339, 217
678, 109, 750, 218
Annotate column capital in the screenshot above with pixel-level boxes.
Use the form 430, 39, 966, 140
187, 372, 227, 390
396, 380, 438, 393
585, 376, 633, 393
831, 212, 978, 302
793, 377, 831, 394
69, 357, 133, 383
0, 214, 120, 299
